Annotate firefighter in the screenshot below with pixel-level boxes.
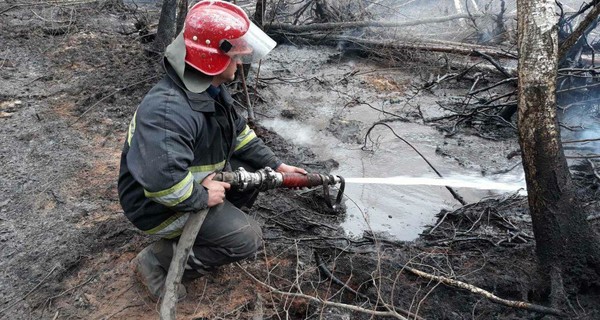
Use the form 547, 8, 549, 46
118, 0, 306, 300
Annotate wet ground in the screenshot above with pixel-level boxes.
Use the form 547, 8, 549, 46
1, 2, 599, 320
257, 45, 523, 240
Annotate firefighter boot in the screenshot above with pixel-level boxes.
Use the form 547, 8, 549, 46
132, 241, 187, 301
150, 238, 215, 282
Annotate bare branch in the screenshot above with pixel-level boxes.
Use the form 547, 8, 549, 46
362, 122, 467, 205
400, 264, 565, 316
237, 263, 409, 320
562, 137, 600, 144
290, 34, 517, 60
268, 13, 487, 32
1, 0, 100, 15
559, 0, 600, 59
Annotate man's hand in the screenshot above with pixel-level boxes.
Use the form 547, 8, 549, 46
276, 164, 308, 190
275, 163, 307, 175
202, 173, 231, 207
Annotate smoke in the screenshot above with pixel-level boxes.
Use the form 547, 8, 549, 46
571, 123, 600, 154
262, 118, 315, 145
559, 96, 600, 155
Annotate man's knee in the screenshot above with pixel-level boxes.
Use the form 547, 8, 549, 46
233, 219, 263, 259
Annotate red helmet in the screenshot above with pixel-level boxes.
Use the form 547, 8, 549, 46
184, 0, 276, 76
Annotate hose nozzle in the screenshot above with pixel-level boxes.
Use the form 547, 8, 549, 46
213, 167, 345, 211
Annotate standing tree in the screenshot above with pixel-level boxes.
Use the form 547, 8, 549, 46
153, 0, 189, 53
517, 0, 600, 307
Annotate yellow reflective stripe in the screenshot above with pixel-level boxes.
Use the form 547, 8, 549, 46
164, 229, 183, 239
127, 111, 137, 146
235, 125, 257, 151
144, 212, 187, 235
145, 172, 193, 198
144, 172, 194, 207
190, 161, 226, 182
189, 160, 226, 174
239, 125, 250, 136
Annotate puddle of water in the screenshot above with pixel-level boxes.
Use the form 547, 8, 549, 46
264, 118, 525, 241
260, 45, 524, 241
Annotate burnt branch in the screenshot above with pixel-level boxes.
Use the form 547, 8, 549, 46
274, 33, 517, 60
559, 0, 600, 59
423, 196, 530, 248
268, 13, 487, 32
399, 263, 566, 316
362, 122, 467, 205
238, 263, 410, 319
472, 50, 513, 78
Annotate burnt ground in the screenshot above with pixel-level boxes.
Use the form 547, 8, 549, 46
1, 2, 600, 320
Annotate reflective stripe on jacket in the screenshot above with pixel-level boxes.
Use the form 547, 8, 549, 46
118, 62, 281, 234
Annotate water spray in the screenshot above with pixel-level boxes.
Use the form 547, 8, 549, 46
214, 168, 526, 213
344, 176, 526, 194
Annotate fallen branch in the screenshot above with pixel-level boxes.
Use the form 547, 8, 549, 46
314, 252, 424, 320
562, 137, 600, 144
314, 252, 369, 301
237, 263, 409, 320
560, 97, 600, 111
281, 33, 517, 60
43, 274, 96, 310
105, 303, 144, 320
490, 162, 522, 175
0, 265, 59, 315
559, 0, 600, 59
468, 77, 517, 96
566, 154, 600, 159
556, 81, 600, 94
400, 264, 566, 316
472, 50, 514, 78
268, 13, 487, 32
1, 0, 100, 15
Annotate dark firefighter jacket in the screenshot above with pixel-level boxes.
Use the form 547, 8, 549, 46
118, 62, 281, 238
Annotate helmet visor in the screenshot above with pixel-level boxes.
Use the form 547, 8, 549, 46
221, 22, 276, 64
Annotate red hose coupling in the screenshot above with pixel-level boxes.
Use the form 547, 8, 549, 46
281, 173, 326, 188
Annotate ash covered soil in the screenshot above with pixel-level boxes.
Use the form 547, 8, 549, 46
1, 3, 599, 320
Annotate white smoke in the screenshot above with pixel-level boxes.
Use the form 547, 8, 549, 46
262, 118, 314, 145
574, 124, 600, 154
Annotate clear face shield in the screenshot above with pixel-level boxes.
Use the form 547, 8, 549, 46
219, 22, 276, 64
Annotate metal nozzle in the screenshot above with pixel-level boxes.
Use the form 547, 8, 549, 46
328, 175, 342, 185
212, 168, 345, 211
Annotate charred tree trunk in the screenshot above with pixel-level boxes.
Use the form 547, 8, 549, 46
153, 0, 178, 54
253, 0, 264, 26
153, 0, 189, 54
176, 0, 188, 35
517, 0, 600, 304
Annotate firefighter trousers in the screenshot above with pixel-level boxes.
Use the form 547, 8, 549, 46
148, 158, 264, 278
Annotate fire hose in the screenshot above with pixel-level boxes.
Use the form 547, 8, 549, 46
160, 167, 345, 319
213, 167, 345, 210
